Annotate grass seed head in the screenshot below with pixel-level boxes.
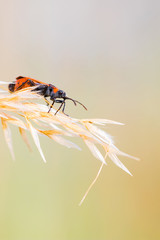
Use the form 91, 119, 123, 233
0, 82, 139, 204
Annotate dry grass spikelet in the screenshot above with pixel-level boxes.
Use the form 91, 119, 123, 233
0, 81, 139, 205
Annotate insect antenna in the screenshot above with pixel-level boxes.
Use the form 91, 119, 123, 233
64, 97, 87, 110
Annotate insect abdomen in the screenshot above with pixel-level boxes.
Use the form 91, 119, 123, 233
8, 83, 15, 92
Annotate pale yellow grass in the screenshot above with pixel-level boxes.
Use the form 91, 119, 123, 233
0, 81, 139, 205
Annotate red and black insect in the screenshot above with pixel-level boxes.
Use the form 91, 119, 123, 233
8, 76, 87, 115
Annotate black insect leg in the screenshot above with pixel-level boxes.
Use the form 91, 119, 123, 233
54, 100, 65, 115
48, 99, 55, 113
62, 101, 68, 116
62, 101, 65, 113
48, 99, 63, 113
54, 100, 64, 104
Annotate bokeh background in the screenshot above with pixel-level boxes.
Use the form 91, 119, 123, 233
0, 0, 160, 239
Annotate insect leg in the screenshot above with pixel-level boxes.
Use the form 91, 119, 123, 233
62, 101, 65, 113
48, 100, 55, 113
61, 101, 69, 116
54, 100, 65, 115
55, 100, 63, 103
48, 99, 64, 113
44, 97, 49, 106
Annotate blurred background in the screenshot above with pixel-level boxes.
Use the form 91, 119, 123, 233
0, 0, 160, 239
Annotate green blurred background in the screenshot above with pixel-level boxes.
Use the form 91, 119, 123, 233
0, 0, 160, 239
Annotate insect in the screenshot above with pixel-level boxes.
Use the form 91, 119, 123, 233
8, 76, 87, 115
